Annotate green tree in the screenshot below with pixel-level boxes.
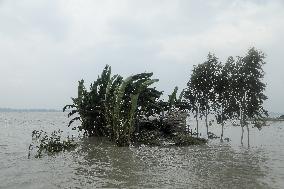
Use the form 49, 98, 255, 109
184, 82, 201, 137
187, 54, 220, 137
213, 57, 234, 140
226, 48, 268, 145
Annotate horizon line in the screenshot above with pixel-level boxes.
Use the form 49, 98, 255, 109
0, 107, 61, 112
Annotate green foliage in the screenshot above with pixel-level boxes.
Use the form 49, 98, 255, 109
222, 48, 268, 127
167, 87, 190, 111
63, 47, 268, 146
110, 74, 159, 146
188, 54, 223, 135
252, 118, 267, 130
28, 130, 77, 158
168, 86, 178, 109
185, 47, 268, 138
64, 65, 164, 146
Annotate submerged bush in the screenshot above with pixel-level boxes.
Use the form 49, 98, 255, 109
133, 129, 162, 146
173, 133, 207, 146
28, 129, 77, 158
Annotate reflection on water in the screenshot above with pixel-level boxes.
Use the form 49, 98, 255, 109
0, 112, 283, 188
70, 138, 270, 188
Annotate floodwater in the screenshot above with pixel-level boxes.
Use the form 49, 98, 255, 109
0, 112, 283, 189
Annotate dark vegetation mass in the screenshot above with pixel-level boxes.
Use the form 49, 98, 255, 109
27, 47, 269, 158
62, 47, 267, 147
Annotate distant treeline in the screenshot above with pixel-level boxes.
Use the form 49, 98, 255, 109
0, 108, 60, 112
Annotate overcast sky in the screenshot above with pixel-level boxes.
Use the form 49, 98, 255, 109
0, 0, 283, 113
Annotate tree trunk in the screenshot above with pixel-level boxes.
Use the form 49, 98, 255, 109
221, 104, 224, 140
247, 124, 250, 148
205, 110, 208, 137
196, 114, 199, 138
241, 92, 247, 146
196, 108, 199, 138
240, 108, 244, 146
241, 126, 244, 146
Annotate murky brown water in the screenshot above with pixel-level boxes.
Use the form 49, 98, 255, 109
0, 112, 283, 188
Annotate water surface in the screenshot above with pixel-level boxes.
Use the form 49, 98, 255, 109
0, 112, 283, 188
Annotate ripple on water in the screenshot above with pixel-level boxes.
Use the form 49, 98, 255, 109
0, 112, 284, 189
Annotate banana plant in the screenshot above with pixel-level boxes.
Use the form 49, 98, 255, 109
63, 79, 86, 129
64, 65, 162, 146
109, 74, 159, 146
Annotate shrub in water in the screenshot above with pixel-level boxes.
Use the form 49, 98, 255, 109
28, 129, 77, 158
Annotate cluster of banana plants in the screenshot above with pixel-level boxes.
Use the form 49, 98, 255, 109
64, 65, 167, 146
63, 48, 267, 147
